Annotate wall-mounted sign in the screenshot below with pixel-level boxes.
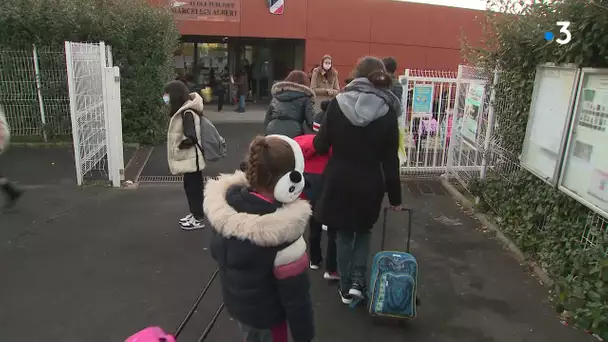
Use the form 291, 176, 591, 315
268, 0, 285, 15
168, 0, 240, 22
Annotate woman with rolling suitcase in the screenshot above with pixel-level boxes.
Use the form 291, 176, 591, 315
313, 56, 404, 305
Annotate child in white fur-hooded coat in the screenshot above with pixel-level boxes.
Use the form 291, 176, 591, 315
204, 135, 315, 342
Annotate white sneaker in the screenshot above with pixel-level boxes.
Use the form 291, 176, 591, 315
322, 225, 328, 231
179, 213, 193, 225
323, 271, 340, 280
180, 217, 205, 230
309, 262, 320, 270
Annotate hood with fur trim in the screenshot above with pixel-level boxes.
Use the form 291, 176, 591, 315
203, 171, 312, 247
175, 92, 204, 116
271, 81, 316, 102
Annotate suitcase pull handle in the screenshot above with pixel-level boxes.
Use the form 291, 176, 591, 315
381, 207, 412, 253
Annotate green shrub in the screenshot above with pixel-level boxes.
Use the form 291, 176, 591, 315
464, 0, 608, 337
0, 0, 179, 144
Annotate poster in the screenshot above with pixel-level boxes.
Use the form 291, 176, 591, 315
461, 84, 484, 142
412, 85, 433, 113
588, 169, 608, 203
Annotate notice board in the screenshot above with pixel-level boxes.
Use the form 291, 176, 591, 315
520, 64, 580, 185
559, 68, 608, 218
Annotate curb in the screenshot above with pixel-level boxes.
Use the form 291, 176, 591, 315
10, 142, 141, 148
439, 175, 554, 288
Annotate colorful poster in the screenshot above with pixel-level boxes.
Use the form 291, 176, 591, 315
588, 169, 608, 203
461, 84, 485, 142
412, 85, 433, 113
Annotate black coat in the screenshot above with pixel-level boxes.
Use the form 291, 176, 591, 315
205, 172, 314, 342
313, 97, 402, 232
264, 81, 316, 138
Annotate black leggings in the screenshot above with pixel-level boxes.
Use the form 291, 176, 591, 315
183, 171, 204, 219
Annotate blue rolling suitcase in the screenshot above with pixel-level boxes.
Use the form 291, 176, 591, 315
367, 207, 418, 320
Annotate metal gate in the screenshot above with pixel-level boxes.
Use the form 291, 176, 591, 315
64, 41, 124, 187
400, 69, 458, 177
400, 66, 495, 179
445, 65, 496, 189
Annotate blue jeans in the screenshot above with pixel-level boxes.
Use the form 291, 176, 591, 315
336, 230, 372, 292
238, 95, 246, 111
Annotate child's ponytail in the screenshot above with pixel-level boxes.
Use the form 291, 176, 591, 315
246, 136, 268, 190
244, 135, 296, 192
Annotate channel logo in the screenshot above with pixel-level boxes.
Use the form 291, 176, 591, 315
544, 21, 572, 45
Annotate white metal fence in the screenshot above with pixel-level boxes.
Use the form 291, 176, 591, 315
442, 66, 608, 251
0, 46, 71, 139
65, 41, 124, 187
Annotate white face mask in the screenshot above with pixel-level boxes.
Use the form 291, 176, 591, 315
162, 94, 170, 105
322, 60, 332, 70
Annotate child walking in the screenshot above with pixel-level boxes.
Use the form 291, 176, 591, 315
295, 100, 338, 280
204, 135, 315, 342
0, 106, 23, 208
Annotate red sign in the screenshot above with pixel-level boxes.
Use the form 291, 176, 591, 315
168, 0, 240, 22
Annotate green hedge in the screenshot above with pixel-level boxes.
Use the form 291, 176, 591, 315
0, 0, 179, 144
464, 0, 608, 337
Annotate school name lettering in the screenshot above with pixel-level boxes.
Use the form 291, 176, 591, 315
172, 1, 238, 18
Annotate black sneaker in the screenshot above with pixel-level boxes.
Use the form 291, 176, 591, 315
348, 283, 365, 299
338, 287, 353, 305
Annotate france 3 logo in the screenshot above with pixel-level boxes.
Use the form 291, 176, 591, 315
544, 21, 572, 45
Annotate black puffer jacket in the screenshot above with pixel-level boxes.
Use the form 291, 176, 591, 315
264, 81, 316, 138
205, 171, 315, 342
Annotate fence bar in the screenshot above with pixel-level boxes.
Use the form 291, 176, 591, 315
476, 69, 499, 203
64, 42, 83, 186
32, 44, 47, 142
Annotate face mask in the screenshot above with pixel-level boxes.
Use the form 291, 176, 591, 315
162, 94, 170, 105
322, 61, 332, 70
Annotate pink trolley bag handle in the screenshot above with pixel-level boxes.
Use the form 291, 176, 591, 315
125, 269, 224, 342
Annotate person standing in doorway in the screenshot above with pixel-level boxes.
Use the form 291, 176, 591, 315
216, 67, 230, 112
382, 57, 403, 103
244, 59, 253, 100
235, 67, 248, 113
310, 55, 340, 112
0, 106, 23, 209
313, 57, 404, 304
163, 80, 206, 230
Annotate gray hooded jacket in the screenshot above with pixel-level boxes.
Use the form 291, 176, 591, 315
335, 77, 402, 127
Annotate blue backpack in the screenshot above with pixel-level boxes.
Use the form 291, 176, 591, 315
352, 207, 418, 320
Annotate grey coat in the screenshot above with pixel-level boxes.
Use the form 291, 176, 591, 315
264, 81, 316, 138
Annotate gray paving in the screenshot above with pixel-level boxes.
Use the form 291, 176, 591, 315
0, 125, 594, 342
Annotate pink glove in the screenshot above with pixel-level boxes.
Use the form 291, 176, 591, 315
125, 327, 175, 342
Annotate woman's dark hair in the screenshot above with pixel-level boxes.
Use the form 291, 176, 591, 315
351, 56, 392, 88
284, 70, 310, 87
245, 135, 295, 192
163, 80, 190, 116
382, 57, 398, 74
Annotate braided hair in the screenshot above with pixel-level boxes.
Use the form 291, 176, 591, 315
245, 135, 295, 192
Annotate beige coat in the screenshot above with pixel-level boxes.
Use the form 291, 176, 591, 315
167, 93, 206, 175
310, 67, 340, 111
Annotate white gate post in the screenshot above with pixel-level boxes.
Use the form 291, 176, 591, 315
445, 65, 463, 179
32, 44, 48, 142
99, 42, 116, 187
476, 68, 499, 203
104, 66, 124, 187
64, 42, 83, 186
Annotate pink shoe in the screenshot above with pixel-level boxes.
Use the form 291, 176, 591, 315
125, 327, 175, 342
